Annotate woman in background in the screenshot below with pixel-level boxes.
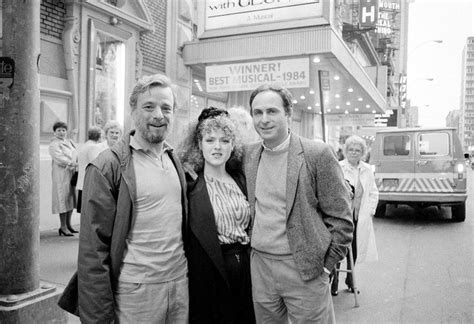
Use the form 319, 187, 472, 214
102, 120, 123, 148
331, 135, 379, 295
48, 121, 77, 236
180, 107, 255, 323
227, 106, 260, 144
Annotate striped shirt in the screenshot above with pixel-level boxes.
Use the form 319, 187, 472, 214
205, 175, 251, 245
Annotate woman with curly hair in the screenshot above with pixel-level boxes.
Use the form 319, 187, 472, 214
179, 107, 255, 324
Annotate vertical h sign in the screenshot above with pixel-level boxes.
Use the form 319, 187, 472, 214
360, 0, 377, 27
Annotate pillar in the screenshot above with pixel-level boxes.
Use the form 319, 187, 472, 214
0, 1, 66, 322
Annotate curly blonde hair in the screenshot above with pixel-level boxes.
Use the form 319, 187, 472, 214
178, 109, 243, 173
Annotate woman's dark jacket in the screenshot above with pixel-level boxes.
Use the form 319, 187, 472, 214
187, 170, 248, 324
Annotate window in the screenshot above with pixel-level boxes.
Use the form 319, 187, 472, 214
383, 135, 410, 156
40, 92, 71, 138
418, 132, 449, 156
87, 19, 130, 129
93, 31, 125, 128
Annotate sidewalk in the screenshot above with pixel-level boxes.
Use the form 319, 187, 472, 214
39, 227, 362, 323
40, 229, 80, 323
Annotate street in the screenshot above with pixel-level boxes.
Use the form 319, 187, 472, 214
40, 170, 474, 323
333, 168, 474, 323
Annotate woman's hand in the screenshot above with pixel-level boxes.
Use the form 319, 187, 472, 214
65, 161, 77, 170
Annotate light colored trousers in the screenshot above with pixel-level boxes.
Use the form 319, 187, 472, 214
114, 275, 189, 324
251, 250, 335, 324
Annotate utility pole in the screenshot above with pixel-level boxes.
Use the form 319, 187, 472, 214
0, 1, 66, 322
318, 70, 329, 142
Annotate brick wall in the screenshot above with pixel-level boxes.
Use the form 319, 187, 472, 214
141, 0, 167, 73
40, 0, 66, 39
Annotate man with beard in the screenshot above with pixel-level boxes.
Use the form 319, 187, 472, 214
62, 74, 189, 323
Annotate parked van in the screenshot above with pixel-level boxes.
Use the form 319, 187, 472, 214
370, 127, 467, 222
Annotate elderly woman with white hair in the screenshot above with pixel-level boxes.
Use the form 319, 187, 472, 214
102, 120, 123, 147
227, 106, 260, 144
331, 135, 379, 296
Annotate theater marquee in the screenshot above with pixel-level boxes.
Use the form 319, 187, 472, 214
202, 0, 323, 36
205, 58, 309, 92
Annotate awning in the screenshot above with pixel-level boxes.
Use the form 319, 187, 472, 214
182, 25, 387, 115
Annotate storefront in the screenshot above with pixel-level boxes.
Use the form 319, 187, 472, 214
38, 0, 155, 230
182, 0, 387, 148
40, 0, 154, 143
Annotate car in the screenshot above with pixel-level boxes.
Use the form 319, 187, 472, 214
370, 127, 467, 222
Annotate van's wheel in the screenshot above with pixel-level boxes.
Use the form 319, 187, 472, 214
375, 202, 386, 218
451, 203, 466, 222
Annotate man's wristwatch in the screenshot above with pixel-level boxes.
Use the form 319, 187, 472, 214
323, 267, 331, 275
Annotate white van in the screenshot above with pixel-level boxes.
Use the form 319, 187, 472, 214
370, 127, 467, 222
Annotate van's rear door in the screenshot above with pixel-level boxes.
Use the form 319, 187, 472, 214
376, 132, 415, 192
415, 131, 454, 193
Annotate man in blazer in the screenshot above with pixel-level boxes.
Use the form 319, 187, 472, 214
245, 84, 353, 323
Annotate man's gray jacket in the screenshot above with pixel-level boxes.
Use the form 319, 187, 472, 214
244, 133, 353, 280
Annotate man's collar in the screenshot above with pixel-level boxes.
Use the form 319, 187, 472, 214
262, 132, 291, 152
129, 133, 173, 154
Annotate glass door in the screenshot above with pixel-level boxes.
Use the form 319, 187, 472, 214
88, 20, 126, 129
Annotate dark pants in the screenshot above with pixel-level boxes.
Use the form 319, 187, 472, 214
331, 215, 358, 291
221, 244, 256, 324
76, 190, 82, 213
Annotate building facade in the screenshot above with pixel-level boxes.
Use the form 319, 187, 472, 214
446, 109, 462, 137
369, 0, 409, 129
33, 0, 197, 230
2, 0, 407, 230
460, 36, 474, 152
182, 0, 407, 149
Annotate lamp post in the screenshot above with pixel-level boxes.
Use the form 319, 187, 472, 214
408, 39, 443, 57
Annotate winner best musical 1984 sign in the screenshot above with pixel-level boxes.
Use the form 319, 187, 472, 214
206, 58, 309, 93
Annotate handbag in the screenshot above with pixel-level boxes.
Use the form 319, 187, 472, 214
70, 171, 78, 187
